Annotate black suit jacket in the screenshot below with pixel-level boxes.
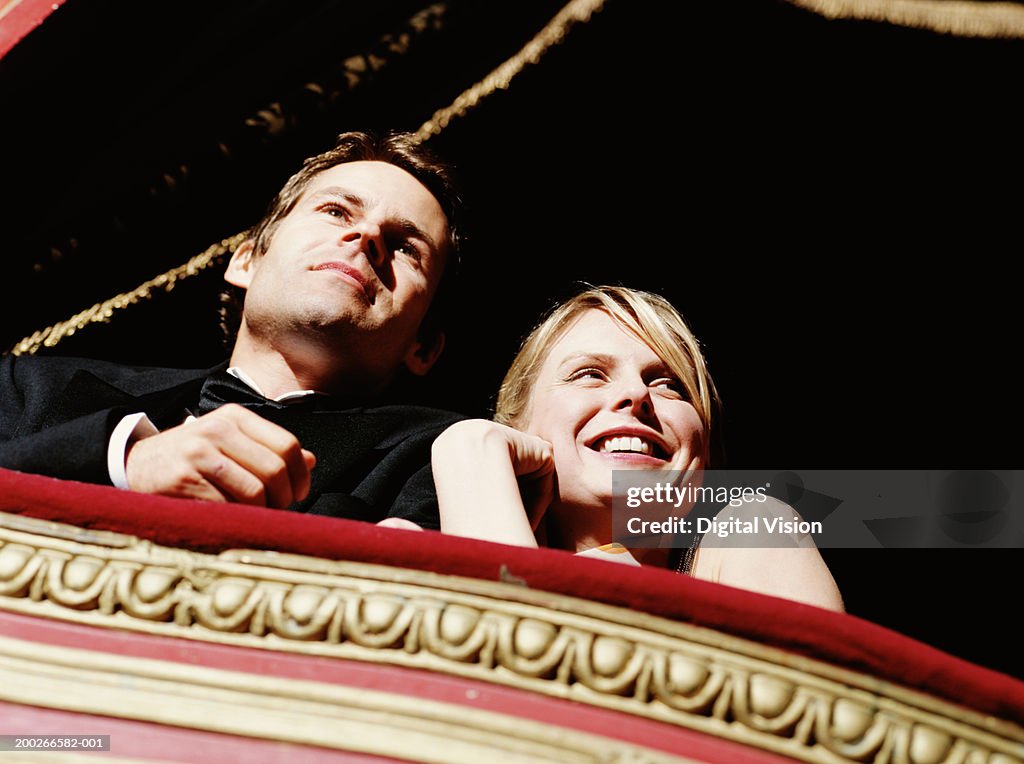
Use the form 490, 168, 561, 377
0, 355, 463, 528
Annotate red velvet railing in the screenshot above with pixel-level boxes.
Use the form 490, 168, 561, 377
0, 466, 1021, 727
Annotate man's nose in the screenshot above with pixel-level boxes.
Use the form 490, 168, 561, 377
341, 221, 387, 268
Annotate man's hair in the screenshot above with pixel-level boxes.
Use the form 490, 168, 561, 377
494, 285, 721, 465
219, 130, 463, 346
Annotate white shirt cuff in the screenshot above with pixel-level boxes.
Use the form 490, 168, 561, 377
107, 413, 159, 489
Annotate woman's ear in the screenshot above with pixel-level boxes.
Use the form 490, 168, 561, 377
224, 239, 257, 289
403, 331, 446, 377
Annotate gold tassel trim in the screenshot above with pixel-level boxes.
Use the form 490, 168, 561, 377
11, 235, 246, 356
786, 0, 1024, 38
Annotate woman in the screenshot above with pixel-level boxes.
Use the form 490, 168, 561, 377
432, 286, 843, 611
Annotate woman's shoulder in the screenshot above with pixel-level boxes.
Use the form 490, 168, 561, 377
690, 496, 845, 612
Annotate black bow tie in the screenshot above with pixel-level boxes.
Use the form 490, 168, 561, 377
197, 371, 303, 416
196, 369, 368, 419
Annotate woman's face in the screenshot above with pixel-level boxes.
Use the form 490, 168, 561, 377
522, 309, 705, 513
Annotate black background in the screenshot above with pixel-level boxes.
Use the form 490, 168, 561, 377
1, 0, 1020, 677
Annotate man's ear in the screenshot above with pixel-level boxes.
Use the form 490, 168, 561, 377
224, 239, 257, 289
403, 331, 446, 377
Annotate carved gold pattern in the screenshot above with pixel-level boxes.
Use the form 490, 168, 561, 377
12, 0, 606, 356
0, 513, 1021, 764
785, 0, 1024, 38
0, 633, 690, 764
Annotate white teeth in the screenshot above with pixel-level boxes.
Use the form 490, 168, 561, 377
597, 436, 652, 455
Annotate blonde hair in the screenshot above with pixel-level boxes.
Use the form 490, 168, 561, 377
495, 286, 720, 461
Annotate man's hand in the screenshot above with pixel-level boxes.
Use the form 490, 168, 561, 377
125, 403, 316, 508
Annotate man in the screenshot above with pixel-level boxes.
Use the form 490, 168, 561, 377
0, 131, 464, 528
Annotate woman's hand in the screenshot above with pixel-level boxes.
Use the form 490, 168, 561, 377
473, 420, 556, 528
432, 419, 554, 546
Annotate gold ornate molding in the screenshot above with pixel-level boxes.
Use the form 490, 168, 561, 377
0, 633, 688, 763
0, 512, 1021, 764
785, 0, 1024, 38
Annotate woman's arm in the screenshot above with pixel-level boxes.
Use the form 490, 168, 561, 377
690, 498, 845, 612
431, 419, 554, 547
693, 545, 845, 612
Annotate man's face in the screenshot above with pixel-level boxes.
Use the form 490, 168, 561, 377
227, 160, 449, 382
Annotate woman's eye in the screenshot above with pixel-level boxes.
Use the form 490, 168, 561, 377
568, 368, 605, 382
652, 378, 685, 396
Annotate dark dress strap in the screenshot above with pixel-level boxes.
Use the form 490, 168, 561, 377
673, 530, 706, 575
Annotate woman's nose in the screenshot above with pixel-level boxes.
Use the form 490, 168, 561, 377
612, 376, 654, 418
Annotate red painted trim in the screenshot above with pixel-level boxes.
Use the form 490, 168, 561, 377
0, 610, 795, 763
0, 0, 67, 60
0, 701, 404, 763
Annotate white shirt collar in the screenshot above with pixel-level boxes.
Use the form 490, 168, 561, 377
226, 367, 318, 403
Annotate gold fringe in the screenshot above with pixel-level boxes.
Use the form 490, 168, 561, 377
10, 0, 607, 356
412, 0, 607, 142
786, 0, 1024, 38
10, 235, 246, 356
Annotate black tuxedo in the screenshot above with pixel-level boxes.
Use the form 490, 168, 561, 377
0, 355, 463, 528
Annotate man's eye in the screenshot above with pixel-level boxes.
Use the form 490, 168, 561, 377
395, 242, 418, 258
319, 203, 351, 221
